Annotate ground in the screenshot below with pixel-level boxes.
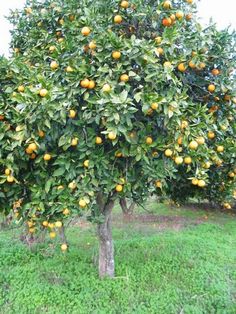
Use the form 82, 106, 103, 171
0, 201, 236, 314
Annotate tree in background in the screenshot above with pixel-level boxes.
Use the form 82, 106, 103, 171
0, 0, 235, 277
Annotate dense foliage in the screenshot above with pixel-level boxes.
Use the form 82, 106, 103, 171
0, 0, 235, 275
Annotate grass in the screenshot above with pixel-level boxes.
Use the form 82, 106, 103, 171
0, 201, 236, 313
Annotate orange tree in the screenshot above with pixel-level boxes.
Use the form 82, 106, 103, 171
0, 0, 235, 277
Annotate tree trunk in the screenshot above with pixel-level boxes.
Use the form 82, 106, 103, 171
59, 225, 67, 244
97, 193, 115, 278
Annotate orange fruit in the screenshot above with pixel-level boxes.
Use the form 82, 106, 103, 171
18, 85, 25, 93
146, 137, 153, 145
71, 138, 78, 146
178, 63, 186, 72
192, 178, 199, 185
162, 18, 172, 27
115, 184, 123, 192
184, 157, 192, 164
102, 84, 111, 93
175, 156, 183, 165
120, 74, 129, 82
176, 11, 184, 20
50, 61, 59, 70
88, 41, 96, 49
49, 231, 56, 239
114, 15, 123, 24
81, 27, 91, 36
188, 141, 198, 150
61, 243, 68, 251
69, 109, 76, 118
79, 199, 87, 208
151, 102, 158, 110
156, 47, 164, 55
196, 136, 205, 145
80, 79, 90, 88
165, 149, 173, 157
163, 1, 172, 9
55, 221, 62, 228
120, 1, 129, 8
207, 131, 215, 139
66, 66, 74, 73
38, 130, 45, 138
88, 80, 96, 89
208, 84, 216, 93
95, 136, 103, 144
216, 145, 224, 153
43, 153, 52, 161
198, 180, 206, 188
189, 60, 196, 69
211, 68, 220, 76
63, 208, 70, 215
112, 51, 121, 59
108, 131, 116, 140
83, 160, 89, 168
7, 176, 14, 183
39, 89, 48, 97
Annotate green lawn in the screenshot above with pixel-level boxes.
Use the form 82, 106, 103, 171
0, 202, 236, 314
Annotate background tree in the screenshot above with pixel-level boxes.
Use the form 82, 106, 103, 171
0, 0, 235, 277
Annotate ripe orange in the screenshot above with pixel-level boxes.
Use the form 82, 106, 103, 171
162, 18, 172, 27
63, 208, 70, 215
120, 1, 129, 8
55, 221, 62, 228
155, 180, 162, 188
79, 199, 87, 208
176, 11, 184, 20
192, 178, 199, 185
66, 66, 74, 73
88, 41, 96, 50
186, 0, 193, 3
177, 136, 183, 145
61, 243, 68, 251
112, 51, 121, 59
156, 47, 164, 55
0, 115, 5, 120
88, 80, 96, 89
114, 15, 123, 24
198, 62, 206, 70
146, 137, 153, 145
211, 68, 220, 76
38, 130, 45, 138
81, 27, 91, 36
188, 140, 198, 150
28, 143, 37, 152
163, 1, 172, 9
196, 136, 205, 145
50, 61, 59, 70
5, 169, 11, 176
69, 109, 76, 118
39, 89, 48, 97
80, 79, 90, 88
207, 131, 215, 139
151, 102, 158, 110
7, 176, 14, 183
229, 172, 235, 178
175, 156, 183, 165
108, 131, 116, 140
18, 85, 25, 93
178, 63, 186, 72
69, 14, 75, 21
42, 221, 49, 227
155, 36, 162, 44
71, 138, 78, 146
120, 74, 129, 82
181, 120, 188, 129
83, 160, 89, 168
116, 184, 123, 192
198, 180, 206, 188
165, 149, 173, 157
95, 136, 103, 144
216, 145, 224, 153
208, 84, 215, 93
188, 60, 196, 69
184, 157, 192, 164
44, 153, 52, 161
102, 84, 111, 93
69, 181, 77, 190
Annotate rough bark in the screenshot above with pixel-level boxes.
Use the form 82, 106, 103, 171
97, 192, 115, 278
59, 225, 67, 244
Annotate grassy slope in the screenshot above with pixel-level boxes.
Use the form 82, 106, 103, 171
0, 202, 236, 314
